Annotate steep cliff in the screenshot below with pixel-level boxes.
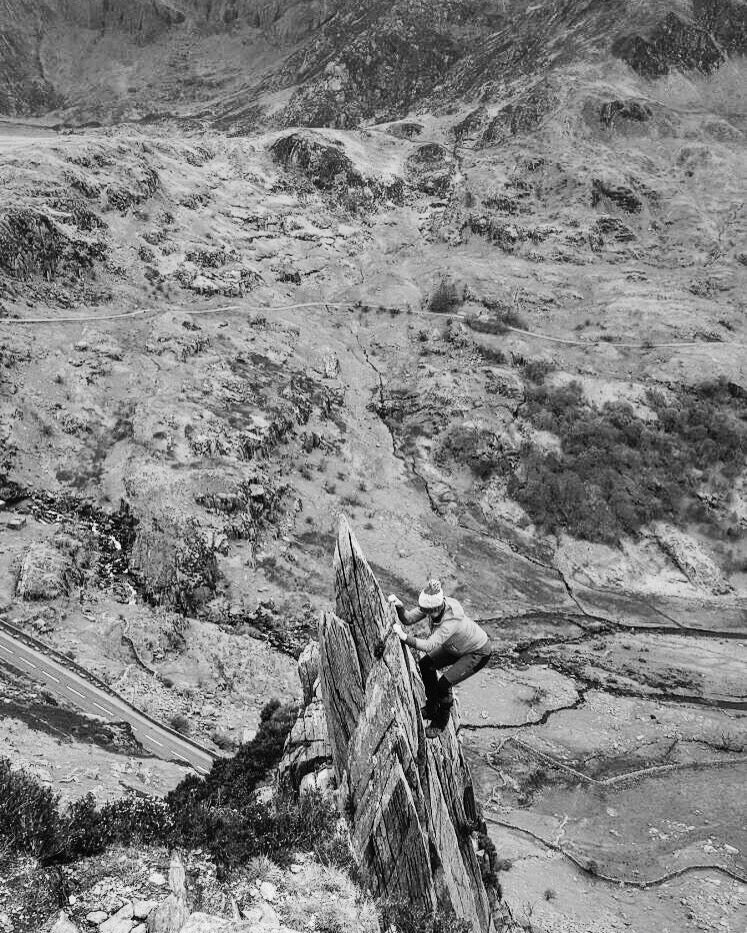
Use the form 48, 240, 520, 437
318, 517, 496, 931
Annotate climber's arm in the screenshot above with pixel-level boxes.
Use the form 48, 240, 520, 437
404, 618, 457, 653
402, 607, 427, 625
388, 595, 426, 626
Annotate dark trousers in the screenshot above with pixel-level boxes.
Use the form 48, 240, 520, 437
419, 642, 492, 707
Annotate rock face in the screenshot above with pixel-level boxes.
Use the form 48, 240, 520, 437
146, 852, 190, 933
318, 517, 495, 931
16, 541, 77, 600
278, 641, 333, 792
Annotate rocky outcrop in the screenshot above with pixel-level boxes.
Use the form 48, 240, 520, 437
652, 522, 733, 596
278, 641, 334, 792
612, 12, 725, 77
146, 853, 190, 933
270, 132, 404, 212
16, 541, 78, 600
318, 517, 495, 931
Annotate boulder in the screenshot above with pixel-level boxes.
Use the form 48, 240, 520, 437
50, 913, 80, 933
100, 904, 134, 933
297, 641, 320, 704
133, 901, 158, 921
652, 522, 733, 595
299, 765, 334, 798
242, 902, 280, 928
278, 697, 332, 790
147, 853, 189, 933
16, 542, 76, 600
318, 517, 495, 931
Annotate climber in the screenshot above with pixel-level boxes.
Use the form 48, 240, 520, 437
388, 579, 492, 738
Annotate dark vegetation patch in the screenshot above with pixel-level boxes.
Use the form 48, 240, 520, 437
507, 378, 745, 544
694, 0, 747, 54
435, 424, 505, 480
427, 278, 463, 314
465, 302, 526, 334
129, 515, 218, 613
220, 599, 317, 659
0, 690, 143, 755
464, 215, 551, 251
8, 489, 137, 583
379, 902, 473, 933
0, 700, 341, 878
612, 12, 725, 78
105, 166, 160, 212
0, 209, 107, 280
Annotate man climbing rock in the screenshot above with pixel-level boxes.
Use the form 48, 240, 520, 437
389, 579, 492, 738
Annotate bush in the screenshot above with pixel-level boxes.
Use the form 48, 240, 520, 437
0, 758, 62, 861
201, 791, 338, 875
521, 359, 555, 384
428, 279, 462, 314
378, 903, 473, 933
169, 713, 191, 735
0, 697, 322, 874
168, 700, 299, 821
507, 379, 746, 543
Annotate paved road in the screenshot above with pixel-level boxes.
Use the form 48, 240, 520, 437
0, 628, 213, 775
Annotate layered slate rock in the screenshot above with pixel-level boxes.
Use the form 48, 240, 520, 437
318, 517, 494, 932
278, 641, 334, 792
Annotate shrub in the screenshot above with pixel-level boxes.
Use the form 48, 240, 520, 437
521, 359, 556, 384
378, 903, 473, 933
428, 279, 462, 314
169, 713, 191, 735
0, 762, 174, 864
508, 379, 746, 543
0, 698, 330, 874
0, 758, 62, 861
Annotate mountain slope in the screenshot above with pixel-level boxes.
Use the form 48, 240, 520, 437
0, 0, 745, 127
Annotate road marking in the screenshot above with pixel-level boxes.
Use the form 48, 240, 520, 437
0, 644, 11, 653
93, 702, 113, 715
46, 674, 60, 683
144, 734, 164, 748
67, 687, 86, 699
25, 661, 37, 669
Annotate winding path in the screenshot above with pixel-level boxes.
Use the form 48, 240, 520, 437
1, 299, 742, 352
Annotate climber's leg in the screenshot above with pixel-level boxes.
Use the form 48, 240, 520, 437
419, 648, 458, 719
442, 642, 493, 688
425, 644, 492, 738
424, 668, 456, 736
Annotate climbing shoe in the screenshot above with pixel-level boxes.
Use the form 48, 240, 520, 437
425, 702, 452, 738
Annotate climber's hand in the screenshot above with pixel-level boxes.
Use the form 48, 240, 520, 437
392, 623, 407, 641
388, 594, 403, 607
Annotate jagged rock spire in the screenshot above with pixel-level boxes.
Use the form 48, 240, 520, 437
319, 516, 495, 931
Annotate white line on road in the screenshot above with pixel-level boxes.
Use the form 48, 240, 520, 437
0, 644, 11, 653
46, 674, 60, 683
67, 687, 86, 699
93, 702, 113, 715
144, 735, 164, 748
